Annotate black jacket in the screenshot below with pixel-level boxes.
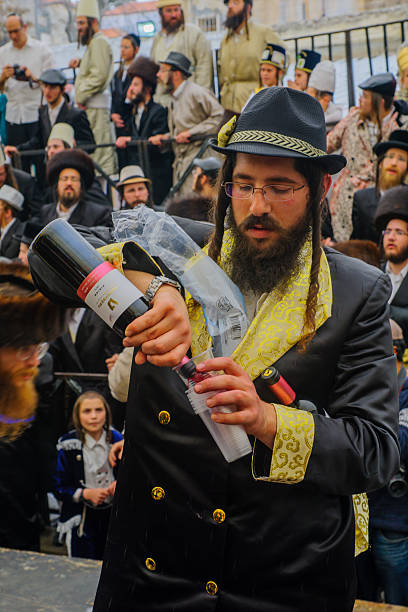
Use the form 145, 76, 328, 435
93, 248, 399, 612
18, 101, 95, 152
111, 69, 132, 119
0, 218, 23, 259
351, 186, 380, 243
382, 262, 408, 344
38, 200, 112, 228
121, 99, 173, 205
10, 168, 44, 220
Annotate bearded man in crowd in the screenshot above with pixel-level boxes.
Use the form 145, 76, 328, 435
352, 130, 408, 242
0, 262, 68, 552
84, 88, 399, 611
150, 0, 213, 107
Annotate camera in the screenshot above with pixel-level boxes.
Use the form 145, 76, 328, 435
388, 465, 408, 498
12, 64, 28, 81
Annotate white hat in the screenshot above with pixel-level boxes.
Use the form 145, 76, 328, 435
76, 0, 100, 20
0, 185, 24, 211
308, 60, 336, 95
47, 123, 74, 148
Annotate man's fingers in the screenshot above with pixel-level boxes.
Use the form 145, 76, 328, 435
146, 343, 190, 367
194, 374, 248, 394
197, 357, 246, 377
211, 407, 252, 426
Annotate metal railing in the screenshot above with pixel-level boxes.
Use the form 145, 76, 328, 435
283, 18, 408, 107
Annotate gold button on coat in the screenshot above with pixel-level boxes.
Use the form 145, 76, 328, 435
145, 557, 156, 571
151, 486, 165, 500
206, 581, 218, 596
158, 410, 171, 425
213, 509, 226, 524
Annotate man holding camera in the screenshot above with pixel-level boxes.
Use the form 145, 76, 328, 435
0, 13, 53, 169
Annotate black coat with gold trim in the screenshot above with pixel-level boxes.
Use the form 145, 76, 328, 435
50, 245, 398, 611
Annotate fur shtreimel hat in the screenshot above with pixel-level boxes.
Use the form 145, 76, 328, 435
375, 186, 408, 230
211, 86, 346, 175
128, 56, 159, 89
46, 149, 95, 190
0, 261, 69, 347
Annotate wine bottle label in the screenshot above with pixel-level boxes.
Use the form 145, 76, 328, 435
77, 261, 144, 328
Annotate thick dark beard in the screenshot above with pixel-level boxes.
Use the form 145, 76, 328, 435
59, 190, 79, 208
161, 14, 184, 33
385, 245, 408, 264
131, 91, 145, 106
228, 209, 312, 295
223, 8, 246, 31
78, 26, 92, 47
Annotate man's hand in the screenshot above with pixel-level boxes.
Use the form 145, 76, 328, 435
194, 357, 277, 449
115, 136, 130, 149
83, 487, 109, 506
149, 134, 167, 147
0, 64, 14, 84
109, 439, 124, 467
175, 130, 191, 144
111, 113, 124, 128
106, 481, 117, 497
77, 103, 87, 111
4, 145, 18, 157
105, 353, 119, 371
23, 66, 36, 82
69, 58, 81, 69
123, 285, 191, 367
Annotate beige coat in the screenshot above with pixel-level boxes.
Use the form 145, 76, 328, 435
218, 21, 287, 114
151, 23, 213, 107
75, 32, 116, 176
167, 79, 223, 194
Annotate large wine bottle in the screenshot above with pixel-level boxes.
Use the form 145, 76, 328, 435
30, 219, 149, 337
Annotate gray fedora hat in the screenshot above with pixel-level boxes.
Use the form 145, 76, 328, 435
160, 51, 192, 77
117, 165, 151, 188
210, 86, 346, 175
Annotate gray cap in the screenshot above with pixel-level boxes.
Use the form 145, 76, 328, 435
193, 157, 222, 173
0, 148, 8, 167
308, 60, 336, 95
0, 185, 24, 211
40, 69, 67, 86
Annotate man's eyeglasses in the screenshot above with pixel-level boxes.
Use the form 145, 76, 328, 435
222, 181, 306, 203
58, 176, 81, 183
382, 229, 408, 237
16, 343, 49, 361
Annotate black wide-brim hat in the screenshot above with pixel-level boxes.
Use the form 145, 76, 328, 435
373, 129, 408, 157
210, 87, 346, 175
374, 185, 408, 230
46, 149, 95, 190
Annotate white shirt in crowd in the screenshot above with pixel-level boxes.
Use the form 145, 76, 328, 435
48, 97, 65, 127
0, 36, 54, 124
56, 201, 79, 221
73, 430, 114, 502
386, 260, 408, 302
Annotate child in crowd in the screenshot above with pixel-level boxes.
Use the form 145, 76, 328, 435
54, 391, 123, 560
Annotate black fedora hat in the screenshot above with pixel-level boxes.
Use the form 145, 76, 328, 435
160, 51, 191, 77
374, 185, 408, 230
373, 130, 408, 157
210, 87, 346, 175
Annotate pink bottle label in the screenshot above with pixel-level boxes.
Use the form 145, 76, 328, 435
77, 262, 144, 328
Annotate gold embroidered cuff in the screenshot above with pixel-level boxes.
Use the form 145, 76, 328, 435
252, 405, 314, 484
353, 492, 369, 557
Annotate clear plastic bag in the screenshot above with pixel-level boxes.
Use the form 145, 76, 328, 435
113, 206, 248, 356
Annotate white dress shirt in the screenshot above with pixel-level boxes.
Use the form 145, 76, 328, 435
48, 97, 65, 127
0, 36, 54, 124
386, 260, 408, 302
82, 430, 114, 490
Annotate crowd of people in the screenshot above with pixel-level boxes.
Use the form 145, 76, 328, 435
1, 0, 408, 608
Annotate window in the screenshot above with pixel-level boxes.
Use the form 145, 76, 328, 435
198, 16, 217, 33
